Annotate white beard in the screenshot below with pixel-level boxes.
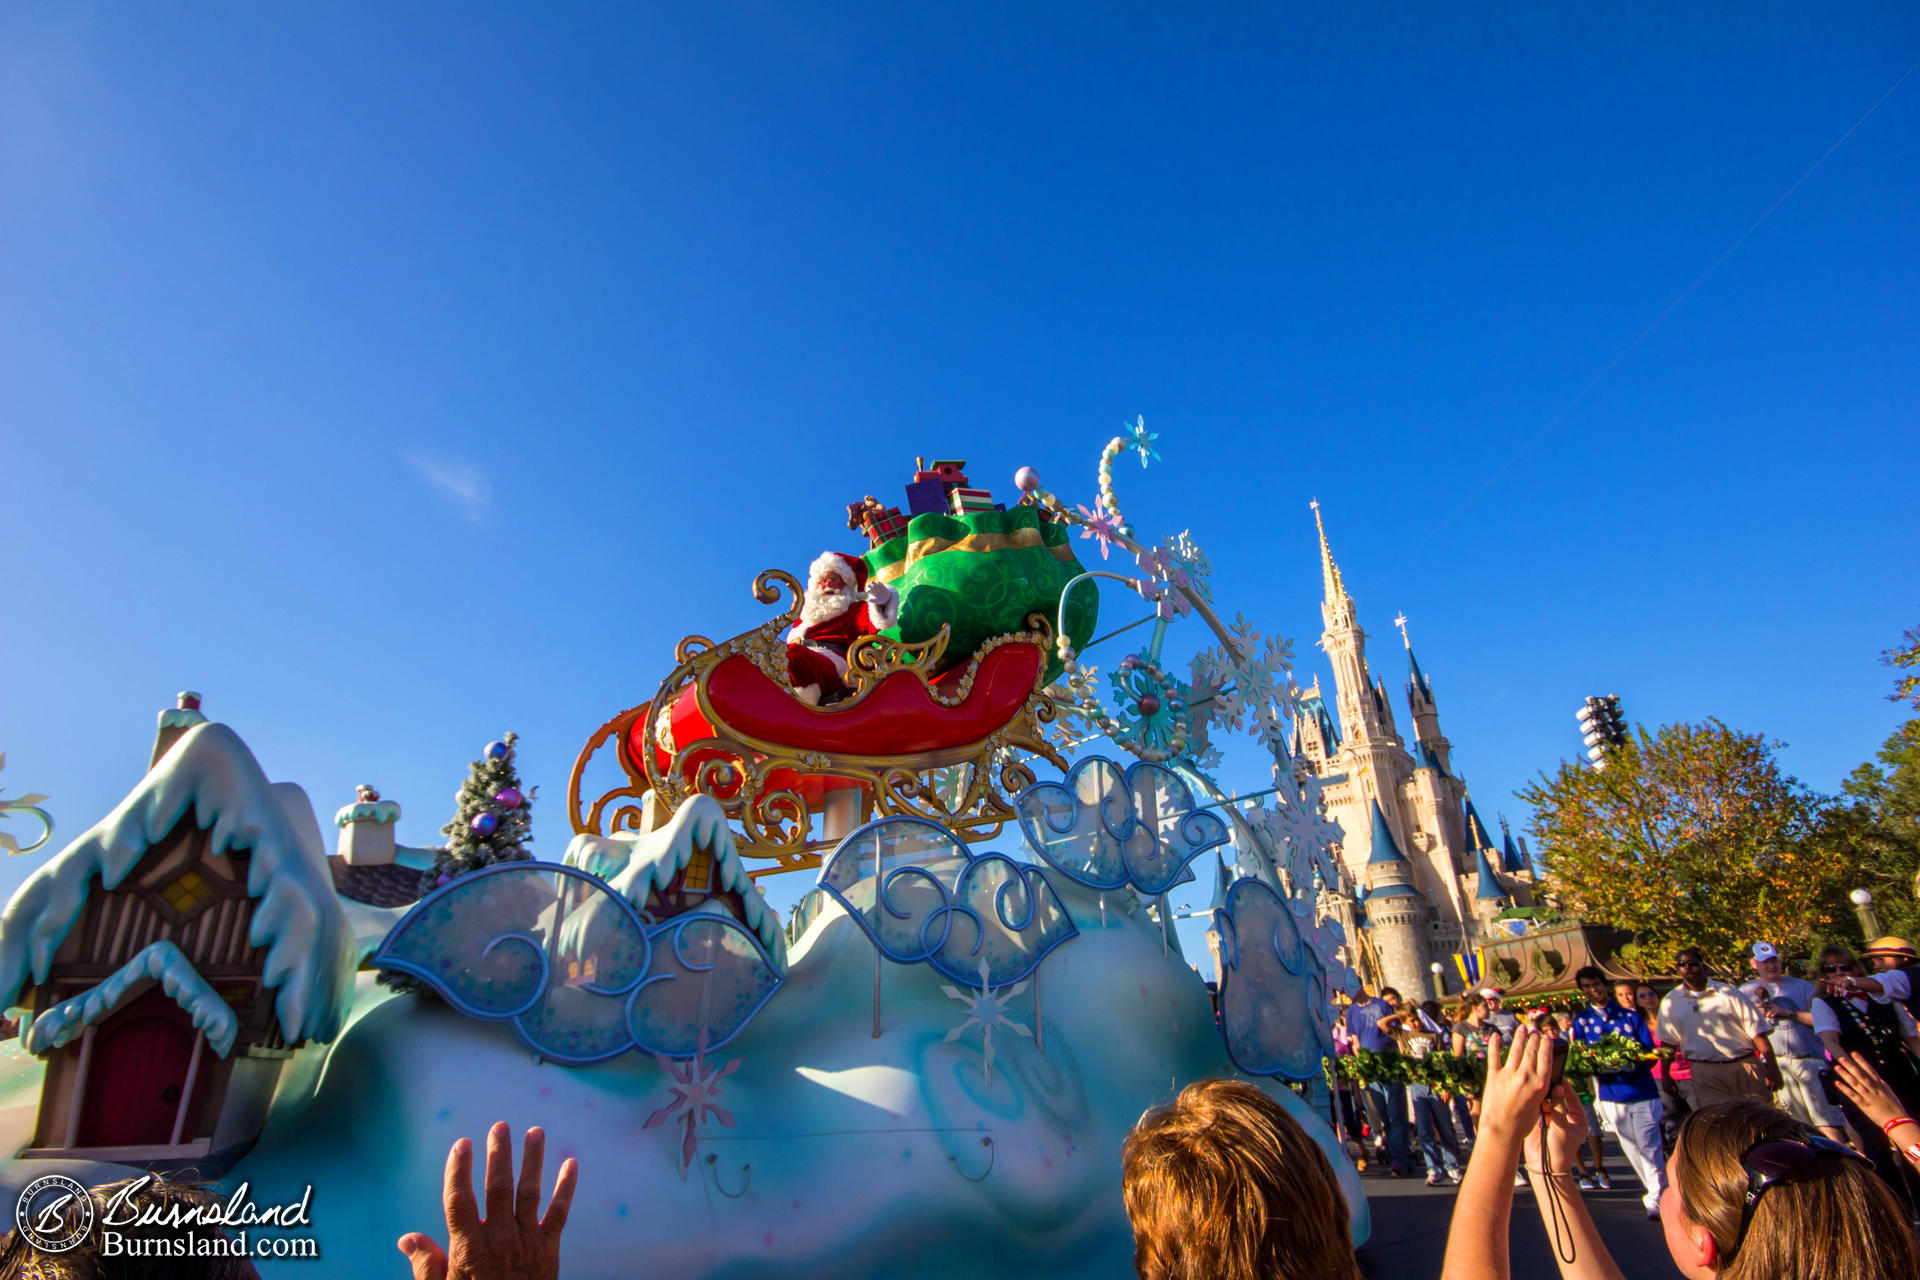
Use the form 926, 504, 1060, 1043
798, 583, 855, 630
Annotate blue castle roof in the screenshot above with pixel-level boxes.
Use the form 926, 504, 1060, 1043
1366, 800, 1410, 866
1413, 736, 1449, 776
1501, 829, 1529, 875
1209, 847, 1236, 913
1406, 645, 1434, 703
1474, 844, 1507, 901
1462, 798, 1496, 851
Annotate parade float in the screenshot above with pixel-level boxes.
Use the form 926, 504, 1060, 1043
0, 425, 1370, 1276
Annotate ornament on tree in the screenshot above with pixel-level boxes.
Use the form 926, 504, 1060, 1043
383, 731, 536, 995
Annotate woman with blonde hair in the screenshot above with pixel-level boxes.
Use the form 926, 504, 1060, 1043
1440, 1027, 1920, 1280
1123, 1077, 1361, 1280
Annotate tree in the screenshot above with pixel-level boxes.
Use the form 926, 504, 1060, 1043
1885, 622, 1920, 711
380, 733, 535, 994
424, 731, 535, 889
1823, 716, 1920, 946
1519, 720, 1848, 973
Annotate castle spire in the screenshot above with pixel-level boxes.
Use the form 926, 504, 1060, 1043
1311, 499, 1347, 606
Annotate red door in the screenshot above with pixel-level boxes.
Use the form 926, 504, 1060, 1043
76, 994, 194, 1148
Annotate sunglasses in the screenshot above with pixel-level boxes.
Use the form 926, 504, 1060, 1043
1820, 963, 1858, 973
1729, 1135, 1871, 1261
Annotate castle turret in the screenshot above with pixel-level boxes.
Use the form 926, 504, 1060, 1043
1397, 616, 1453, 775
1360, 799, 1435, 999
1498, 817, 1537, 907
1312, 502, 1397, 748
1292, 678, 1342, 765
1471, 841, 1508, 936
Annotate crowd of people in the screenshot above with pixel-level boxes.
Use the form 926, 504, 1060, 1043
8, 938, 1920, 1278
1331, 936, 1920, 1225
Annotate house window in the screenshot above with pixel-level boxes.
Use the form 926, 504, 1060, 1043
160, 870, 216, 916
683, 847, 712, 894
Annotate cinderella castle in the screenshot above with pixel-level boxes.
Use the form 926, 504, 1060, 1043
1294, 503, 1536, 1001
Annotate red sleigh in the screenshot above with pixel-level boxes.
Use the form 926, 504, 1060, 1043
567, 570, 1067, 876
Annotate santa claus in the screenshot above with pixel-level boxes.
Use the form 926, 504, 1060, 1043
786, 551, 901, 705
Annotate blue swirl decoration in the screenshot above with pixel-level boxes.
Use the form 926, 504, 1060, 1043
1212, 875, 1337, 1081
1013, 756, 1228, 896
373, 862, 782, 1064
817, 818, 1078, 988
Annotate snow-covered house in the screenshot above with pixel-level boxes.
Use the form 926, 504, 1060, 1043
564, 795, 788, 972
0, 701, 356, 1173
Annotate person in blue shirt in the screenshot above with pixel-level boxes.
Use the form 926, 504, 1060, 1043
1568, 964, 1666, 1218
1342, 987, 1412, 1176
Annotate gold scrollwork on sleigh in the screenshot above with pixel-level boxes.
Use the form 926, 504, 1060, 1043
569, 574, 1066, 877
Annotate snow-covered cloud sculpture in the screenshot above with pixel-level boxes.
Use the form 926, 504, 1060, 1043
1013, 756, 1227, 896
817, 818, 1078, 988
373, 862, 783, 1064
1212, 875, 1337, 1081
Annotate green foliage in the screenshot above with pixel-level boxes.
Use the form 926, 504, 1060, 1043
1819, 717, 1920, 949
1330, 1034, 1647, 1094
1520, 720, 1847, 974
381, 733, 535, 995
1885, 623, 1920, 711
428, 731, 535, 884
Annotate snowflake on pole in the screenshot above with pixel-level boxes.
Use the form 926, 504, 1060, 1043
941, 955, 1033, 1088
644, 1029, 742, 1178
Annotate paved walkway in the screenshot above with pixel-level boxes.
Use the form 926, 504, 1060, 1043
1354, 1136, 1675, 1280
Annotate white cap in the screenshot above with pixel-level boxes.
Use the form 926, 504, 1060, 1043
1751, 942, 1779, 962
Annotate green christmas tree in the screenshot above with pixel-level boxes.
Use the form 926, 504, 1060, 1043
423, 731, 535, 888
381, 733, 535, 994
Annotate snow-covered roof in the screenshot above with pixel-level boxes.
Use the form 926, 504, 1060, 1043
26, 939, 239, 1058
0, 722, 358, 1046
563, 795, 787, 970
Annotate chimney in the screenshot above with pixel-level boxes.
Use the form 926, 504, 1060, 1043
336, 785, 400, 865
150, 691, 209, 769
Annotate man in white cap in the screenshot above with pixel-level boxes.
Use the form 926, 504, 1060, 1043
1738, 941, 1845, 1141
1477, 987, 1520, 1040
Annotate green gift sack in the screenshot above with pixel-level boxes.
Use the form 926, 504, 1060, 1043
863, 505, 1097, 682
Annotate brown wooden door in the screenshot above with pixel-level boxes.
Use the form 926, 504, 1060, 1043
77, 993, 194, 1148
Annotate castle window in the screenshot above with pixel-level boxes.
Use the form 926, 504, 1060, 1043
159, 870, 216, 917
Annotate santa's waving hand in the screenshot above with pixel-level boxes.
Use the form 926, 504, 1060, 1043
786, 551, 901, 705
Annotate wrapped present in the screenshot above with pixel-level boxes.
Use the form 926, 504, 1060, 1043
905, 478, 950, 515
848, 495, 909, 547
863, 508, 908, 546
949, 487, 996, 515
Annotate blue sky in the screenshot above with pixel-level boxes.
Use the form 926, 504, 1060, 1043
4, 4, 1917, 928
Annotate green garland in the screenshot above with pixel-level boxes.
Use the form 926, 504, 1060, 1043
1330, 1034, 1649, 1095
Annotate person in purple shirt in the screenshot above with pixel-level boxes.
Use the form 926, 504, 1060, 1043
1569, 965, 1666, 1217
1342, 987, 1412, 1175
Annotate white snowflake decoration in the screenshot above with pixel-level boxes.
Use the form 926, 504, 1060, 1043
941, 955, 1034, 1088
1162, 531, 1214, 604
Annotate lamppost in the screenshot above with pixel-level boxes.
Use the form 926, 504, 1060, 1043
1850, 888, 1884, 941
1430, 960, 1445, 1000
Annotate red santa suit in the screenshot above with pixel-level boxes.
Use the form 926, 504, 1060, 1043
786, 552, 901, 704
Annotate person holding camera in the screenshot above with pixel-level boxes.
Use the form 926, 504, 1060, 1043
1738, 941, 1847, 1142
1801, 945, 1920, 1210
